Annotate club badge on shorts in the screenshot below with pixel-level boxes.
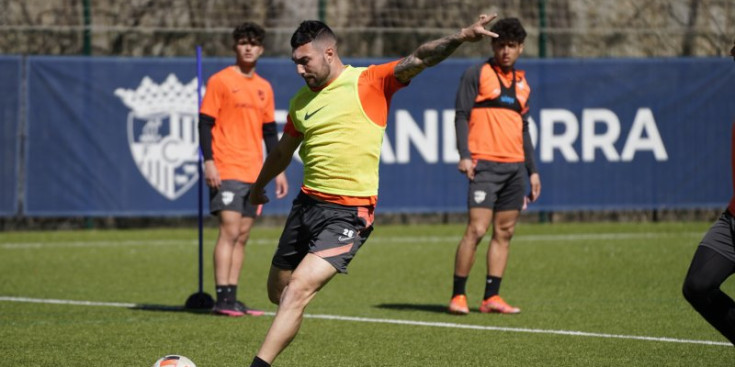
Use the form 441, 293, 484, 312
222, 191, 235, 206
474, 190, 487, 204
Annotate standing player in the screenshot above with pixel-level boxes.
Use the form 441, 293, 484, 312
681, 40, 735, 346
448, 18, 541, 315
246, 15, 500, 367
198, 22, 288, 317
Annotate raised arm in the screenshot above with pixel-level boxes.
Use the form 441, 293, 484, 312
394, 13, 498, 83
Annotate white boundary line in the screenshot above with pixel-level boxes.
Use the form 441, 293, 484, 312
0, 232, 703, 249
0, 296, 729, 347
304, 313, 730, 346
0, 296, 137, 308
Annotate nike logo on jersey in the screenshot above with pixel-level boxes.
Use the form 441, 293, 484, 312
304, 106, 326, 120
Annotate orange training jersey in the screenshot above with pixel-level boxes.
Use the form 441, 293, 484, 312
200, 66, 275, 183
457, 61, 531, 163
284, 60, 407, 206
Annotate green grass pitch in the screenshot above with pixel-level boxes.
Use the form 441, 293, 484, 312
1, 221, 734, 366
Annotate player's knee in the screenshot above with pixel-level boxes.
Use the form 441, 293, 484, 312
267, 267, 292, 305
502, 224, 516, 237
493, 224, 516, 242
267, 287, 282, 305
278, 282, 313, 311
219, 227, 240, 243
467, 223, 489, 240
682, 275, 709, 306
267, 280, 285, 305
239, 223, 254, 238
236, 232, 250, 247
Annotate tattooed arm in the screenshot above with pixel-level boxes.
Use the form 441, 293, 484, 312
394, 14, 499, 83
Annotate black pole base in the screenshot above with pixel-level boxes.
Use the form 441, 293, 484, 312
185, 292, 215, 310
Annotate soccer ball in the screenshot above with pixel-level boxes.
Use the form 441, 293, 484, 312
152, 355, 196, 367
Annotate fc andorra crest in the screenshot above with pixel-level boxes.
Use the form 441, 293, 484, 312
474, 190, 487, 204
114, 74, 200, 200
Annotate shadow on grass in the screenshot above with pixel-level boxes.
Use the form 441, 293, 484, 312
375, 303, 456, 314
129, 292, 274, 316
130, 303, 214, 315
129, 291, 216, 315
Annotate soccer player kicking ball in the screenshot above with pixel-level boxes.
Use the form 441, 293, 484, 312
246, 14, 501, 367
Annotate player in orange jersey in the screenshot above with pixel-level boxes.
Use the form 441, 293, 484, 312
198, 22, 288, 317
681, 42, 735, 346
448, 18, 541, 315
245, 14, 501, 367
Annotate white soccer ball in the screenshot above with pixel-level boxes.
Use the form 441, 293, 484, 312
152, 355, 197, 367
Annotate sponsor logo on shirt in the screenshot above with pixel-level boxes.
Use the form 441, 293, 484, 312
500, 95, 516, 105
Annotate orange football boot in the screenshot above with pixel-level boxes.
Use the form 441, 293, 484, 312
448, 294, 469, 315
479, 295, 520, 314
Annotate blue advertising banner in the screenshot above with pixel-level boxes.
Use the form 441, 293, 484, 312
23, 56, 735, 216
0, 56, 21, 216
24, 56, 304, 216
380, 58, 735, 212
525, 58, 735, 210
26, 57, 198, 216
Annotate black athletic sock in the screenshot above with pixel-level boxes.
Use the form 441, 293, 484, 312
215, 285, 228, 304
250, 356, 271, 367
229, 284, 238, 302
452, 275, 468, 297
483, 276, 502, 300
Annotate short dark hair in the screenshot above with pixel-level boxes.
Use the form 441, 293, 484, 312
491, 18, 527, 44
232, 22, 265, 44
290, 20, 336, 49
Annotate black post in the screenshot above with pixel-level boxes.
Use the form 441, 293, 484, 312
538, 0, 547, 58
186, 46, 214, 310
82, 0, 91, 55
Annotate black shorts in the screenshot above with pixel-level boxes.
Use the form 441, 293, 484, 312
209, 180, 261, 217
467, 160, 525, 211
272, 192, 375, 274
699, 211, 735, 263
